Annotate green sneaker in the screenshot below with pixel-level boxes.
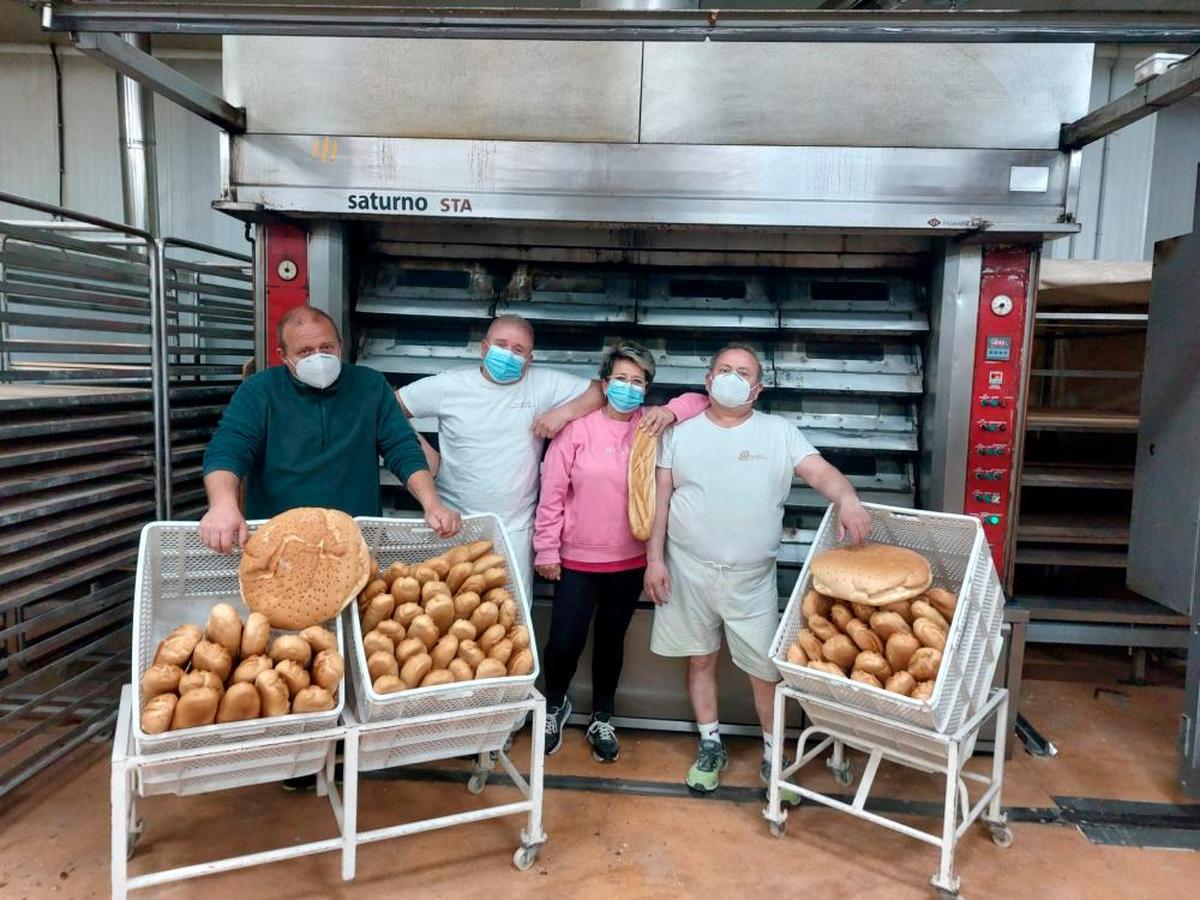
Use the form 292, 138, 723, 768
685, 739, 728, 793
761, 757, 802, 806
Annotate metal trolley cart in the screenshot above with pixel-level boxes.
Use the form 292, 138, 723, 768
764, 504, 1010, 899
339, 514, 548, 875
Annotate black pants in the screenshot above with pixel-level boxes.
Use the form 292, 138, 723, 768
542, 566, 644, 716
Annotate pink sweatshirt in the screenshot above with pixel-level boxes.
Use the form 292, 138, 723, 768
534, 393, 709, 570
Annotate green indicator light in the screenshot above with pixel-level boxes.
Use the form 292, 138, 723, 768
985, 515, 1001, 526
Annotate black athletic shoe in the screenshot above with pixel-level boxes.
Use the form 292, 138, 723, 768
586, 712, 620, 763
281, 774, 318, 792
544, 697, 572, 756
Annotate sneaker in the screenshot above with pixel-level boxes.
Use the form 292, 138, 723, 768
586, 713, 620, 763
281, 774, 317, 792
761, 757, 802, 806
544, 697, 572, 756
685, 739, 728, 793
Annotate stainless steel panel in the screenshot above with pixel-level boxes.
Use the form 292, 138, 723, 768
772, 340, 922, 395
497, 264, 635, 324
223, 37, 642, 142
228, 135, 1077, 234
642, 43, 1094, 150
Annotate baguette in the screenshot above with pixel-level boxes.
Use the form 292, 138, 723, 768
627, 427, 658, 541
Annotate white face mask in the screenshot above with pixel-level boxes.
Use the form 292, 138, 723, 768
709, 370, 754, 408
292, 352, 341, 390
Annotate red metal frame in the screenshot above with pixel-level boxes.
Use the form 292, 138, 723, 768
964, 246, 1034, 572
264, 223, 309, 367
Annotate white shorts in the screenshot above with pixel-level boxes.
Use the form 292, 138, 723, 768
650, 542, 781, 682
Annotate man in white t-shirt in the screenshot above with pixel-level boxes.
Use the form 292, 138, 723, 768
396, 314, 604, 592
645, 343, 872, 797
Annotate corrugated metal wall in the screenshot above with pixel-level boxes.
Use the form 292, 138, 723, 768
0, 45, 246, 254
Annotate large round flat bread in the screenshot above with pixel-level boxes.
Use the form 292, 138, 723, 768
810, 542, 932, 606
238, 508, 370, 629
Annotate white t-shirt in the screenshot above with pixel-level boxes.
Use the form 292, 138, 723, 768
659, 410, 819, 567
398, 365, 591, 532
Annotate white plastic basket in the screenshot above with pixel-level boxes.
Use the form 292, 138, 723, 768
137, 732, 339, 797
769, 503, 1004, 734
131, 521, 346, 755
347, 513, 538, 726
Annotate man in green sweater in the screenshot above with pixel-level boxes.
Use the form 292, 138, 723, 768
200, 306, 460, 552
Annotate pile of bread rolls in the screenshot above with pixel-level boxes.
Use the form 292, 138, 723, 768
140, 602, 344, 734
783, 587, 958, 702
358, 539, 534, 694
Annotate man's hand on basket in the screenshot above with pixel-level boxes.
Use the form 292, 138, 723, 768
644, 560, 671, 605
836, 498, 872, 545
199, 502, 248, 554
424, 502, 462, 538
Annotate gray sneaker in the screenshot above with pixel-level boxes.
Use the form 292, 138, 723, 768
544, 697, 572, 756
586, 713, 620, 763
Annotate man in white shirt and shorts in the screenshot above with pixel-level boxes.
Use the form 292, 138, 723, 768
645, 343, 872, 796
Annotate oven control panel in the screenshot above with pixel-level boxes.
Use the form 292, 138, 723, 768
964, 246, 1032, 572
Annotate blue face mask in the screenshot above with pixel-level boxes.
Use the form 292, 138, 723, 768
483, 344, 526, 384
605, 380, 645, 413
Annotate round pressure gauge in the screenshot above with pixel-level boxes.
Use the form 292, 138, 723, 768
990, 294, 1014, 316
277, 259, 298, 281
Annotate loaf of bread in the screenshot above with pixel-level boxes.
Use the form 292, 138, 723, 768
240, 612, 271, 657
171, 686, 219, 729
810, 542, 932, 606
141, 663, 184, 700
153, 624, 203, 667
140, 693, 177, 734
255, 669, 291, 717
205, 603, 243, 656
217, 682, 262, 723
312, 649, 344, 691
292, 686, 335, 713
627, 426, 658, 541
275, 659, 311, 696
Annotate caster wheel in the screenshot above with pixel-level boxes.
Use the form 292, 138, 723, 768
467, 772, 488, 795
832, 766, 853, 787
935, 890, 960, 900
989, 825, 1014, 848
768, 820, 787, 838
513, 846, 539, 871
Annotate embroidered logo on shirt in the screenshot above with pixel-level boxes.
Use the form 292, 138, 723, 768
738, 450, 768, 461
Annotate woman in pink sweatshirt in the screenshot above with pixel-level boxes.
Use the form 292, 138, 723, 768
534, 340, 707, 762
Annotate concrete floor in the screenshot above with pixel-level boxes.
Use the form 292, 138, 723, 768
2, 648, 1199, 899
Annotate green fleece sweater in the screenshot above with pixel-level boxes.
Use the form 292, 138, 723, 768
202, 363, 426, 519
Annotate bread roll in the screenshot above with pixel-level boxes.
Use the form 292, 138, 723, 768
422, 556, 451, 580
488, 638, 514, 666
171, 686, 219, 729
810, 542, 932, 606
363, 578, 388, 602
255, 669, 291, 716
911, 680, 935, 702
852, 651, 892, 681
230, 654, 274, 686
807, 660, 847, 678
431, 634, 459, 669
881, 599, 914, 624
191, 639, 233, 682
361, 594, 395, 634
785, 643, 808, 665
911, 600, 950, 633
368, 649, 400, 683
393, 601, 423, 628
275, 659, 311, 696
471, 553, 506, 575
154, 625, 203, 667
508, 625, 531, 651
453, 591, 482, 621
269, 635, 312, 667
141, 663, 184, 699
627, 425, 658, 540
458, 640, 485, 669
407, 615, 439, 650
457, 574, 487, 597
382, 562, 408, 585
299, 625, 337, 654
446, 562, 474, 594
845, 619, 883, 654
807, 615, 839, 642
445, 545, 473, 566
885, 671, 916, 696
850, 670, 883, 689
508, 648, 534, 676
205, 603, 243, 656
478, 623, 506, 653
363, 629, 395, 658
801, 589, 833, 620
483, 587, 512, 607
401, 653, 433, 687
241, 612, 271, 657
925, 587, 958, 621
420, 669, 455, 688
411, 565, 439, 585
479, 567, 506, 592
376, 619, 404, 641
395, 637, 426, 664
470, 601, 500, 633
425, 595, 455, 633
448, 658, 475, 682
217, 682, 262, 723
421, 581, 451, 604
851, 602, 875, 624
179, 670, 223, 695
474, 658, 507, 680
374, 675, 407, 694
869, 611, 912, 640
391, 576, 421, 605
448, 619, 477, 642
140, 693, 177, 734
796, 628, 825, 662
907, 647, 943, 682
913, 618, 947, 651
829, 604, 854, 632
465, 540, 493, 561
885, 632, 921, 673
822, 635, 858, 672
312, 649, 344, 691
292, 686, 335, 713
